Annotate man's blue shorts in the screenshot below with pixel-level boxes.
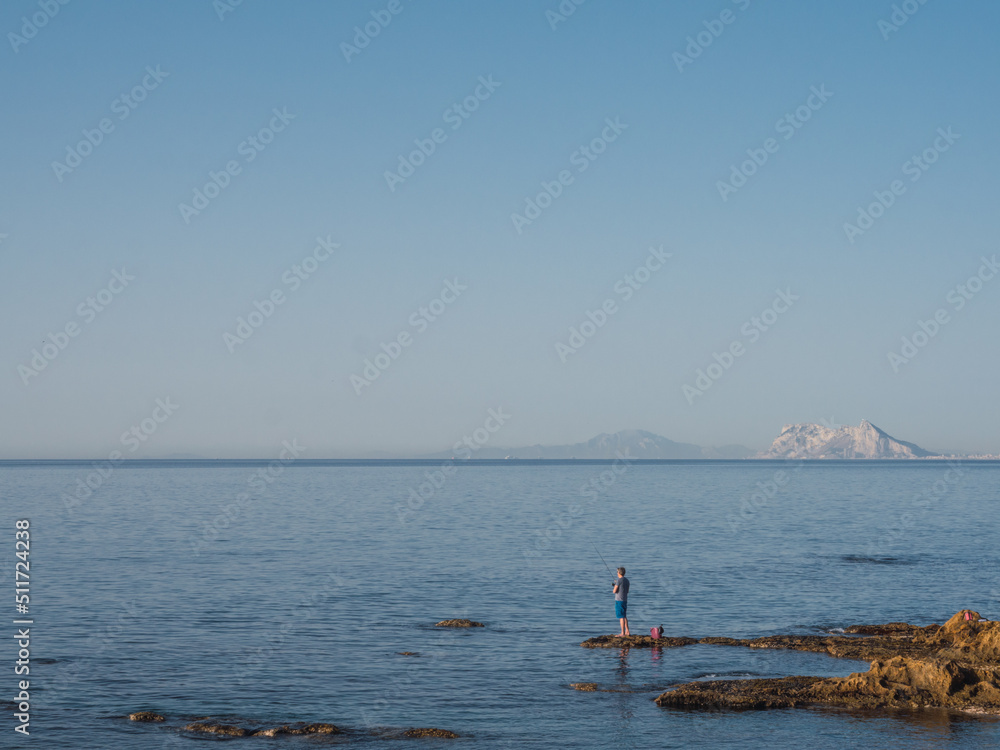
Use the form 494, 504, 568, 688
615, 601, 627, 619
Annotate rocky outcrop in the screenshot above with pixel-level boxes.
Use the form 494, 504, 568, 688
402, 728, 460, 738
128, 712, 165, 722
435, 619, 485, 627
756, 420, 938, 459
648, 611, 1000, 713
185, 722, 249, 736
655, 676, 823, 710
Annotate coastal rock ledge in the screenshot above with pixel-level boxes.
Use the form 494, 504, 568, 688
631, 611, 1000, 713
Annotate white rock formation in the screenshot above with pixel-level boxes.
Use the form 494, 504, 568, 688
756, 420, 938, 459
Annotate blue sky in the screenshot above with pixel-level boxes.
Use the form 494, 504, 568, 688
2, 0, 998, 458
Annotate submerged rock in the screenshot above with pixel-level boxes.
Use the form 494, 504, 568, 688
183, 720, 341, 737
184, 722, 249, 736
297, 723, 340, 734
652, 610, 1000, 713
435, 619, 485, 628
128, 711, 165, 722
402, 727, 460, 738
250, 726, 290, 737
570, 682, 598, 691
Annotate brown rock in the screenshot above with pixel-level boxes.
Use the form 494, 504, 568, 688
250, 726, 291, 737
402, 727, 460, 738
844, 622, 932, 636
435, 619, 484, 628
128, 711, 165, 722
299, 723, 340, 734
570, 682, 598, 691
697, 637, 745, 646
184, 722, 249, 736
656, 676, 823, 710
244, 722, 343, 737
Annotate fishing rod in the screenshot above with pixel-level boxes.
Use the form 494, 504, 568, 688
591, 541, 615, 582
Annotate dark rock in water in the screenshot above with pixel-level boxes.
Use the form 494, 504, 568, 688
184, 721, 249, 736
297, 723, 339, 734
128, 711, 165, 722
402, 727, 460, 738
581, 634, 698, 649
653, 610, 1000, 713
135, 713, 344, 738
184, 719, 341, 737
570, 682, 598, 692
656, 676, 822, 710
397, 651, 421, 656
250, 726, 291, 737
435, 619, 484, 628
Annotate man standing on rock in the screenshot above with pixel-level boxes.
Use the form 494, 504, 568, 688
613, 567, 630, 636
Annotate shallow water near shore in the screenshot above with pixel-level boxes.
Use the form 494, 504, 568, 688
4, 462, 1000, 748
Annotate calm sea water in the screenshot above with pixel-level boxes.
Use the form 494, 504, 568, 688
3, 462, 999, 748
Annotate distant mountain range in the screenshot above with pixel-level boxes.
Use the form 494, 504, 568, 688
424, 429, 752, 460
423, 420, 991, 460
148, 422, 994, 460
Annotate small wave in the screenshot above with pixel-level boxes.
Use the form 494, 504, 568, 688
840, 555, 914, 566
693, 671, 763, 680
